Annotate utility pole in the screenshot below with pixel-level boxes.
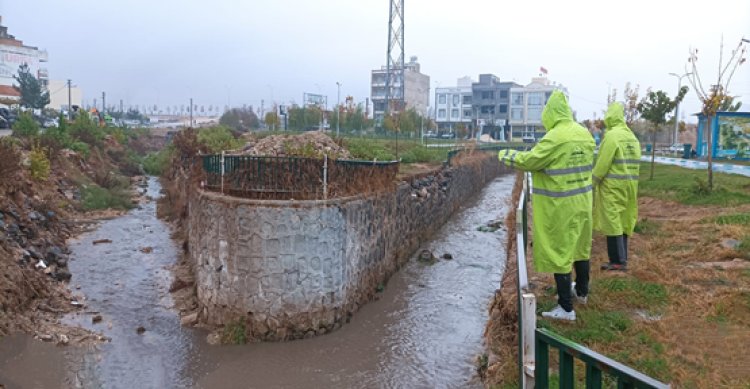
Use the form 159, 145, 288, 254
189, 97, 193, 128
668, 72, 692, 146
336, 81, 341, 137
102, 92, 106, 113
67, 79, 72, 120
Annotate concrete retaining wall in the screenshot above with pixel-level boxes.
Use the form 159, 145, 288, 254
188, 153, 508, 340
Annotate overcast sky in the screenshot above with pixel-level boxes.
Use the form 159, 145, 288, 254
2, 0, 749, 121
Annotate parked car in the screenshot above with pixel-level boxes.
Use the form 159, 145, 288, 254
667, 143, 683, 152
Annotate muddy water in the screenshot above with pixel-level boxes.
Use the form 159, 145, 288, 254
0, 175, 513, 389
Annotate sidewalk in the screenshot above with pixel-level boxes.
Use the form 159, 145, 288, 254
643, 155, 750, 177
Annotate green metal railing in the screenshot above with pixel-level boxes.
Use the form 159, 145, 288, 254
514, 174, 669, 389
535, 328, 669, 389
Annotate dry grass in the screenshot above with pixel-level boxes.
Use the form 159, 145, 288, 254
0, 140, 21, 189
485, 164, 750, 388
483, 171, 524, 385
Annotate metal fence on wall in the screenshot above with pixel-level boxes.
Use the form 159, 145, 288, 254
201, 154, 399, 200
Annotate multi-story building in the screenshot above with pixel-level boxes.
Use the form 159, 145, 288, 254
434, 76, 473, 132
471, 74, 521, 141
371, 56, 430, 123
509, 77, 569, 142
0, 17, 48, 101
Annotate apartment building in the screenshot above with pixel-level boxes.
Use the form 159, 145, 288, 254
509, 77, 569, 142
371, 56, 430, 123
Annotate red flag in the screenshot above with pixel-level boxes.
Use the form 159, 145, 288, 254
540, 66, 548, 75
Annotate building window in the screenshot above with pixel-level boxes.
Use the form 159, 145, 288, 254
499, 90, 508, 99
481, 91, 495, 100
511, 92, 523, 105
464, 109, 472, 117
498, 104, 508, 113
451, 108, 460, 118
452, 94, 460, 106
463, 95, 472, 104
545, 91, 552, 102
528, 92, 544, 106
511, 108, 523, 120
438, 94, 446, 104
438, 109, 446, 118
481, 105, 495, 114
528, 107, 542, 121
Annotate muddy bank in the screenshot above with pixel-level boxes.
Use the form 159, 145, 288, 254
0, 174, 514, 389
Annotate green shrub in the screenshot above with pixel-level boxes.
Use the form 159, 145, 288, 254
70, 112, 105, 145
81, 185, 132, 210
220, 320, 247, 344
29, 145, 50, 180
197, 126, 243, 153
142, 148, 173, 176
70, 141, 90, 159
12, 111, 39, 138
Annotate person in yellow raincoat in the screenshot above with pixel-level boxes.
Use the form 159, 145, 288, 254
499, 90, 595, 321
593, 103, 641, 271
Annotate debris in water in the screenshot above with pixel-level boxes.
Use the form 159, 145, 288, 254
92, 315, 103, 323
136, 326, 146, 334
418, 249, 436, 263
58, 334, 69, 345
477, 219, 504, 232
442, 253, 453, 260
92, 239, 112, 245
35, 259, 47, 269
140, 247, 153, 254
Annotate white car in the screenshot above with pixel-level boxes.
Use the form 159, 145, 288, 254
667, 143, 683, 152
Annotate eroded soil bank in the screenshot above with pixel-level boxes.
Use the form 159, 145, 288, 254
0, 175, 514, 388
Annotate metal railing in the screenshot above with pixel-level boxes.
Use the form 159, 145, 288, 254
514, 173, 669, 389
200, 153, 399, 200
535, 328, 669, 389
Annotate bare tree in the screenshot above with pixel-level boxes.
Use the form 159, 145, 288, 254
686, 36, 747, 190
623, 83, 642, 125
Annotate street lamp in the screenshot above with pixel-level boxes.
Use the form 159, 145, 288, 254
668, 72, 692, 145
336, 81, 341, 137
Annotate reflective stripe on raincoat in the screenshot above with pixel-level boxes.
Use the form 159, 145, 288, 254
499, 91, 595, 274
593, 103, 641, 236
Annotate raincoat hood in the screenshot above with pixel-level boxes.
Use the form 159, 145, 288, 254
604, 102, 627, 129
541, 90, 574, 131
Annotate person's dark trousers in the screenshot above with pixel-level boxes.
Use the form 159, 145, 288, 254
555, 260, 589, 312
554, 273, 573, 312
606, 235, 628, 265
573, 260, 590, 297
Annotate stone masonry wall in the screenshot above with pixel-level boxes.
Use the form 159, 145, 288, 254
188, 153, 509, 341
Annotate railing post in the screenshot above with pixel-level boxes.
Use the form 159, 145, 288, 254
323, 154, 328, 200
585, 362, 603, 389
220, 150, 225, 194
535, 336, 549, 389
559, 349, 575, 389
521, 292, 536, 389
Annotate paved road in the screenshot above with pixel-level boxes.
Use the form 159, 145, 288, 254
642, 156, 750, 177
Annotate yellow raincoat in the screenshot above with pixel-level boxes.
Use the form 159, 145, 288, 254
499, 91, 595, 273
593, 103, 641, 236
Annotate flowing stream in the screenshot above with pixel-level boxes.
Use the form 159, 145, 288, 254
0, 174, 514, 389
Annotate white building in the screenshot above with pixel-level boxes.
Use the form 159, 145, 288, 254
48, 80, 83, 112
371, 56, 430, 122
434, 76, 473, 132
509, 77, 569, 142
0, 17, 48, 102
